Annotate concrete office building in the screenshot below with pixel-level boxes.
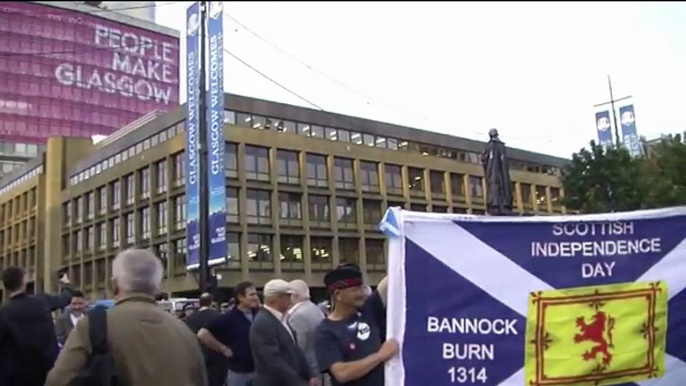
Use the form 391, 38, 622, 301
0, 94, 567, 299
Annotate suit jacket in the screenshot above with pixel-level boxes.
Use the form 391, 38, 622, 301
287, 301, 325, 377
249, 308, 311, 386
45, 294, 208, 386
54, 312, 76, 346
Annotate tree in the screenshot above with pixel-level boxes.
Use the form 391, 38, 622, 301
642, 134, 686, 208
561, 136, 686, 213
561, 141, 649, 213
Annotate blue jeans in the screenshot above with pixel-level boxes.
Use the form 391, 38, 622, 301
227, 370, 254, 386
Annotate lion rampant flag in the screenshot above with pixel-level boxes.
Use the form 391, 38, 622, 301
525, 281, 668, 386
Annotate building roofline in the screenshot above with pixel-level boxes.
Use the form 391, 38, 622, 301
30, 1, 179, 38
1, 92, 570, 190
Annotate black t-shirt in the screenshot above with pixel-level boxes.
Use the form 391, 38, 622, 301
314, 291, 386, 386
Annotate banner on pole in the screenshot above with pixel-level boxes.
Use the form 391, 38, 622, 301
620, 104, 644, 158
184, 2, 201, 270
205, 1, 226, 266
595, 110, 614, 147
382, 207, 686, 385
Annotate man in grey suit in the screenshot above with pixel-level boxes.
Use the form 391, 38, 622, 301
54, 290, 87, 346
288, 280, 325, 386
249, 279, 315, 386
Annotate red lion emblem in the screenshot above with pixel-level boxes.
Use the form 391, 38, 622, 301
573, 311, 615, 366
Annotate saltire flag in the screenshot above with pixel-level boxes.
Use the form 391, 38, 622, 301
381, 207, 686, 386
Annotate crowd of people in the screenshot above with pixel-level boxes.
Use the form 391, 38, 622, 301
0, 248, 399, 386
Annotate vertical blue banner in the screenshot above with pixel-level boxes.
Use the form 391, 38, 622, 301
206, 1, 227, 266
185, 2, 201, 270
594, 110, 613, 147
620, 104, 644, 158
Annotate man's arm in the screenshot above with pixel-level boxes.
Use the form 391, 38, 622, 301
288, 312, 318, 377
197, 327, 232, 357
376, 276, 388, 307
315, 327, 386, 384
55, 315, 68, 345
45, 315, 91, 386
36, 286, 74, 312
250, 319, 307, 386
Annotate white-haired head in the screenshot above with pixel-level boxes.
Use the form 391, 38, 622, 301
112, 249, 163, 296
289, 279, 310, 302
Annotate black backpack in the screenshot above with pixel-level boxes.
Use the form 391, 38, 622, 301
68, 306, 117, 386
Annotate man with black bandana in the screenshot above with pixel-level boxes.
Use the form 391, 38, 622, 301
314, 264, 399, 386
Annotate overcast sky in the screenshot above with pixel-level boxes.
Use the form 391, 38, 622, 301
155, 1, 686, 158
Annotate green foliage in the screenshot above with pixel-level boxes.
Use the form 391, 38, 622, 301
561, 136, 686, 213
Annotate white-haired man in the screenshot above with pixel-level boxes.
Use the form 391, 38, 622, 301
288, 280, 326, 386
46, 249, 208, 386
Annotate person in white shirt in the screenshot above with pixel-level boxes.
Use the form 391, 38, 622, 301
55, 290, 87, 346
288, 280, 326, 385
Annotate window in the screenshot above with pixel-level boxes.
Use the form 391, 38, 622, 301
276, 150, 299, 184
363, 134, 375, 147
306, 154, 328, 187
175, 195, 186, 230
366, 239, 385, 265
385, 164, 403, 195
75, 197, 83, 224
297, 123, 310, 136
360, 162, 379, 191
140, 207, 150, 239
111, 218, 120, 247
125, 174, 134, 205
280, 235, 304, 266
325, 128, 337, 141
173, 238, 187, 274
408, 167, 424, 195
226, 233, 240, 261
173, 152, 184, 185
333, 158, 354, 190
140, 168, 150, 198
157, 201, 168, 235
97, 223, 106, 250
225, 143, 238, 178
536, 186, 548, 209
350, 132, 363, 145
246, 189, 271, 224
410, 203, 426, 212
472, 209, 486, 215
226, 188, 239, 223
153, 243, 169, 278
86, 226, 94, 250
63, 202, 72, 224
98, 187, 107, 215
311, 126, 324, 138
245, 145, 270, 181
308, 195, 330, 223
520, 183, 532, 206
469, 176, 484, 199
85, 192, 94, 219
432, 205, 448, 213
157, 160, 167, 193
430, 171, 446, 196
450, 173, 465, 198
336, 197, 357, 225
311, 237, 332, 266
74, 230, 83, 252
279, 193, 302, 222
339, 238, 359, 265
125, 213, 134, 244
550, 187, 561, 208
112, 181, 121, 210
363, 200, 382, 225
247, 234, 272, 263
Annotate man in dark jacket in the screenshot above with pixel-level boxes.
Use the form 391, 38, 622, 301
186, 293, 227, 386
0, 266, 74, 386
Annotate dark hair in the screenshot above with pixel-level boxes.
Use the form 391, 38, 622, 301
71, 290, 85, 298
199, 292, 213, 307
2, 267, 25, 292
234, 281, 254, 300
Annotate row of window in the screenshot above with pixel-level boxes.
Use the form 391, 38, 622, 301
55, 234, 384, 291
0, 165, 42, 196
67, 109, 561, 188
61, 146, 561, 227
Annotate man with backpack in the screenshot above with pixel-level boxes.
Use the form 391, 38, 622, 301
46, 249, 208, 386
0, 266, 75, 386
